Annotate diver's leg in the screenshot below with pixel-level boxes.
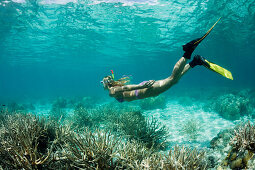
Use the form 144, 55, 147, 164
169, 36, 202, 80
180, 64, 191, 76
169, 54, 206, 83
168, 57, 188, 82
179, 55, 208, 77
137, 56, 190, 98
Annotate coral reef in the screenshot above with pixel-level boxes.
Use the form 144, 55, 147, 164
71, 105, 93, 128
164, 145, 207, 169
71, 103, 124, 129
70, 103, 168, 150
231, 121, 255, 152
0, 113, 69, 169
210, 92, 253, 120
64, 128, 207, 169
208, 121, 255, 169
0, 111, 207, 169
220, 149, 254, 169
210, 129, 234, 150
106, 108, 169, 149
139, 95, 167, 110
49, 97, 71, 121
180, 119, 202, 141
64, 129, 120, 169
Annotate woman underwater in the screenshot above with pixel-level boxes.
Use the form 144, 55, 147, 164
101, 19, 233, 103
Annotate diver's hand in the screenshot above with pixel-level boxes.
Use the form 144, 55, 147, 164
142, 80, 155, 88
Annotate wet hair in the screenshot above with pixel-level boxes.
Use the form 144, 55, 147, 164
103, 75, 131, 87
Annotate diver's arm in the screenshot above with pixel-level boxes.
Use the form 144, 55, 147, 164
113, 85, 143, 93
112, 80, 155, 93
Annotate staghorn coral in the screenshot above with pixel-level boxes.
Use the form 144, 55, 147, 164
180, 119, 202, 141
164, 145, 207, 170
49, 97, 76, 121
139, 95, 167, 110
63, 128, 154, 169
72, 105, 93, 129
215, 121, 255, 169
71, 103, 125, 129
115, 140, 157, 169
63, 128, 207, 170
0, 112, 207, 169
231, 121, 255, 152
63, 128, 120, 169
107, 109, 169, 149
0, 113, 70, 169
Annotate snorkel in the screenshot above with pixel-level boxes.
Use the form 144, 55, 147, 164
111, 70, 114, 80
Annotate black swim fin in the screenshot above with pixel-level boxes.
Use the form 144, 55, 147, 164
183, 18, 221, 59
193, 17, 221, 45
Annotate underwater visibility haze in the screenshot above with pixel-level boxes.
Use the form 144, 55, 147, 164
0, 0, 255, 100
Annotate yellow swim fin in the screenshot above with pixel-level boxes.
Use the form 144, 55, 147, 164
204, 59, 233, 80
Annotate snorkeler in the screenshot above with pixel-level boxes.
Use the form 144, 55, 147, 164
101, 18, 233, 102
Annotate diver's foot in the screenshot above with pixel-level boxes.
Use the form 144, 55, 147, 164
182, 38, 201, 59
189, 55, 209, 68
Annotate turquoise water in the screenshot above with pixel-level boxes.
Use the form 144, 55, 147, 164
0, 0, 254, 101
1, 1, 255, 169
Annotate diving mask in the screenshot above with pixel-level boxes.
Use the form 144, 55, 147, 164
101, 76, 114, 88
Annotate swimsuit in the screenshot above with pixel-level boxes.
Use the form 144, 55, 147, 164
116, 98, 124, 103
115, 81, 148, 103
135, 81, 148, 99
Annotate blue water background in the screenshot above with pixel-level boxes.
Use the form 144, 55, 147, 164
0, 0, 254, 102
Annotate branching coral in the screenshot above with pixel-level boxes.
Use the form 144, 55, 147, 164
72, 105, 93, 129
0, 112, 208, 169
115, 140, 156, 169
63, 129, 206, 169
107, 109, 168, 149
231, 121, 255, 152
164, 145, 207, 170
0, 114, 70, 169
63, 129, 120, 169
63, 129, 156, 169
215, 121, 255, 169
71, 104, 123, 129
181, 119, 202, 141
